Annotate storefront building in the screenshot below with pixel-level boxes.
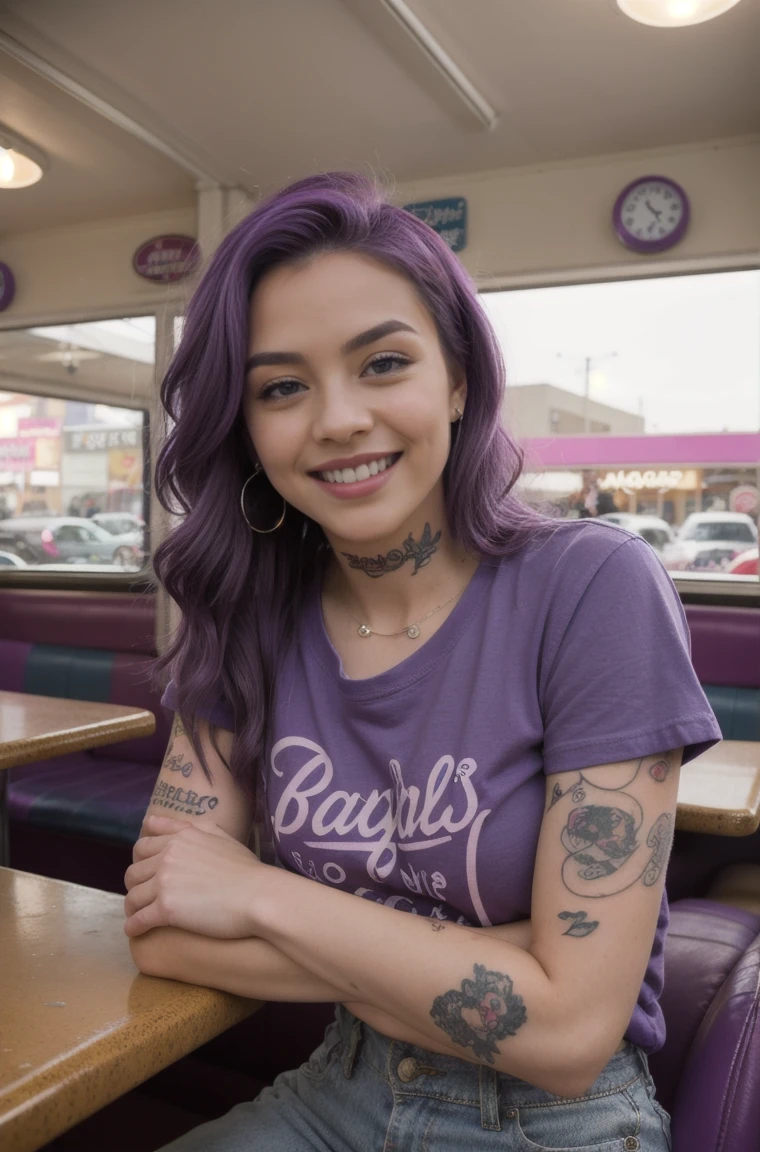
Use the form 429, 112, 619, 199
519, 432, 760, 526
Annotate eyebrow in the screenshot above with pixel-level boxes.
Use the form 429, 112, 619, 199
244, 319, 418, 374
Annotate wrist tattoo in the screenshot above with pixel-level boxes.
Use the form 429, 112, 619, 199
342, 522, 441, 578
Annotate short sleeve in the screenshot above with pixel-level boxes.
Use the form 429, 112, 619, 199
161, 678, 235, 732
540, 536, 722, 775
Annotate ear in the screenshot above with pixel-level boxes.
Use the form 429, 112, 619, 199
449, 372, 467, 419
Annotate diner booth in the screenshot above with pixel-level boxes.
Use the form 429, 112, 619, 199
1, 0, 759, 1148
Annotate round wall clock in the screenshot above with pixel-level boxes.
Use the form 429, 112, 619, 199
612, 175, 690, 254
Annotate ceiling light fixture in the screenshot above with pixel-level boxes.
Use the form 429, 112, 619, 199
614, 0, 743, 27
0, 126, 46, 189
379, 0, 498, 130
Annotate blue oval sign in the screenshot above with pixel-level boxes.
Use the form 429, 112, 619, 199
133, 235, 199, 283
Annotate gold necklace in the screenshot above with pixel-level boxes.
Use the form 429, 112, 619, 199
347, 588, 464, 640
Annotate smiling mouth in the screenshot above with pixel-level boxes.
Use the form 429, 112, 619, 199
311, 452, 402, 484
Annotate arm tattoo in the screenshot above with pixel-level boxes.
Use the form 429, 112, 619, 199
642, 813, 674, 886
550, 752, 677, 898
166, 752, 193, 778
341, 522, 441, 577
558, 910, 599, 937
649, 756, 671, 782
150, 780, 219, 816
430, 964, 526, 1063
167, 713, 194, 776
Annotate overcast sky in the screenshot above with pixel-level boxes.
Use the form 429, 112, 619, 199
482, 269, 760, 435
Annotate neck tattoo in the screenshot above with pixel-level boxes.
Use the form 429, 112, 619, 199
341, 522, 441, 579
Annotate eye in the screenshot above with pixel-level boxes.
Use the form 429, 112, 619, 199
258, 378, 306, 401
362, 352, 411, 377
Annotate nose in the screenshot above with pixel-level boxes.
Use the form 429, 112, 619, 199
312, 384, 373, 444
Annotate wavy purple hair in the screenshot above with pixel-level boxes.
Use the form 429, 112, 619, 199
152, 172, 558, 816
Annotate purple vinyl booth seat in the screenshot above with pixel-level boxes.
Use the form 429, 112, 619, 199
0, 589, 170, 855
651, 899, 760, 1152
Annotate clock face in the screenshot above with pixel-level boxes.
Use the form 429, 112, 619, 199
613, 176, 689, 253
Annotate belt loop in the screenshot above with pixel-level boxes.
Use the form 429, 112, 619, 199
478, 1064, 501, 1131
342, 1015, 363, 1079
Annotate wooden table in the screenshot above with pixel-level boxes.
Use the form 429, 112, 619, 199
0, 691, 157, 865
0, 868, 262, 1152
676, 739, 760, 836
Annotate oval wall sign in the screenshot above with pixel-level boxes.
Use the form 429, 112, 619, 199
133, 235, 199, 283
0, 262, 16, 311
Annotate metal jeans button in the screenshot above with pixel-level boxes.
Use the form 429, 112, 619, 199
505, 1108, 517, 1120
624, 1138, 640, 1151
397, 1057, 422, 1082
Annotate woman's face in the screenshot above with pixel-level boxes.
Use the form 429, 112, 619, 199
242, 251, 464, 547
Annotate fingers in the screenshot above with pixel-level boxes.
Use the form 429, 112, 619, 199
123, 876, 159, 932
142, 814, 193, 835
132, 833, 173, 862
125, 855, 158, 892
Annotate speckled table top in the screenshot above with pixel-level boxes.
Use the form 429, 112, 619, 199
0, 691, 157, 770
676, 739, 760, 836
0, 869, 262, 1152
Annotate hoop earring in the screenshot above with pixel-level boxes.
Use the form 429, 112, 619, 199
240, 465, 286, 534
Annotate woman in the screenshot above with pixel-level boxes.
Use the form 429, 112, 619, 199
125, 172, 721, 1151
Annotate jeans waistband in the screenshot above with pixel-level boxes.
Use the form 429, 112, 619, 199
334, 1004, 646, 1132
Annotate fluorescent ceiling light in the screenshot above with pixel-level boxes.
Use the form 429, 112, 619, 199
0, 125, 46, 188
614, 0, 743, 26
379, 0, 498, 130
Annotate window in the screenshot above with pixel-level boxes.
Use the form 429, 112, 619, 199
483, 270, 760, 583
0, 317, 153, 575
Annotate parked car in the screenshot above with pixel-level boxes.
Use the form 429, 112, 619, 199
0, 516, 141, 567
597, 513, 676, 554
90, 512, 147, 564
726, 547, 759, 577
663, 511, 758, 572
0, 550, 28, 567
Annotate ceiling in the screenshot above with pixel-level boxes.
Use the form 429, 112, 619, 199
0, 0, 758, 237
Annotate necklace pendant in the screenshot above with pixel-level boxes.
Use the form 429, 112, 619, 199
357, 624, 372, 638
406, 624, 421, 639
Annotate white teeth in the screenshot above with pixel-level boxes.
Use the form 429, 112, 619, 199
318, 454, 397, 483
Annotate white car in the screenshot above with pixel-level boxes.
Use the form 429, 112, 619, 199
663, 511, 758, 572
597, 514, 676, 554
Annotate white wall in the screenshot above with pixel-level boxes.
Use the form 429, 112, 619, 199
397, 135, 760, 287
1, 136, 757, 332
0, 206, 197, 327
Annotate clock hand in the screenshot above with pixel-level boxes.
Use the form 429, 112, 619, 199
645, 199, 662, 220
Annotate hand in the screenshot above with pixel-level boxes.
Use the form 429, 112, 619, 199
124, 814, 263, 939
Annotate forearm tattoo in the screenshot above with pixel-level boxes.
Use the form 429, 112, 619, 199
150, 779, 219, 816
549, 752, 677, 900
342, 522, 441, 578
431, 964, 527, 1063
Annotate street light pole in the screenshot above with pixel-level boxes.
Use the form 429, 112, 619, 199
558, 352, 618, 433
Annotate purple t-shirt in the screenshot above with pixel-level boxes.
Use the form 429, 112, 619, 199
162, 519, 722, 1052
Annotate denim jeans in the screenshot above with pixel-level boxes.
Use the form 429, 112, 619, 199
158, 1003, 672, 1151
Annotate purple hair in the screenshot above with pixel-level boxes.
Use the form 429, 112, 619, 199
152, 172, 558, 816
